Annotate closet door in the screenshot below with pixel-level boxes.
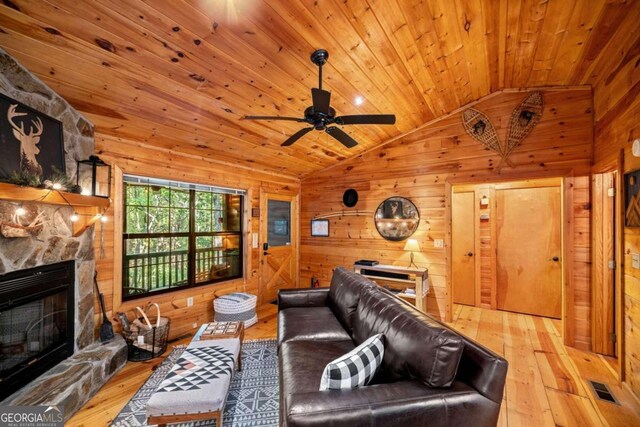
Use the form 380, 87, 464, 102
452, 191, 476, 306
496, 185, 562, 318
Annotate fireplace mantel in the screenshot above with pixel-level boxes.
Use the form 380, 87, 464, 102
0, 182, 110, 236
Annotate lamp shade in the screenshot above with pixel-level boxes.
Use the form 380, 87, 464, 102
403, 239, 421, 252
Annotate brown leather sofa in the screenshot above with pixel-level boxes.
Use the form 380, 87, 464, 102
278, 267, 508, 427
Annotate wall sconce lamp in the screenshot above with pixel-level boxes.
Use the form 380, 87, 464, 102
77, 155, 111, 198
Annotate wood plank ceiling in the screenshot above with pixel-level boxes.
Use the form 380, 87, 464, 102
0, 0, 636, 179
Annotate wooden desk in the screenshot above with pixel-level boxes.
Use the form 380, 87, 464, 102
353, 264, 429, 311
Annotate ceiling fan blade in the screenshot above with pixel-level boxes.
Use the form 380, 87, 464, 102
281, 127, 314, 146
242, 115, 306, 122
326, 126, 358, 148
311, 88, 331, 115
335, 114, 396, 125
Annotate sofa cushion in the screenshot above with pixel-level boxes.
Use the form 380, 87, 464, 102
280, 340, 356, 397
319, 333, 385, 391
328, 267, 376, 334
278, 307, 351, 346
353, 287, 464, 388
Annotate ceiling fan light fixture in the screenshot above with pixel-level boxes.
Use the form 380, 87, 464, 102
243, 49, 396, 148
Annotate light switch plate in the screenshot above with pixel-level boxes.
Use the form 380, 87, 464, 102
632, 253, 640, 269
252, 232, 259, 248
434, 239, 444, 248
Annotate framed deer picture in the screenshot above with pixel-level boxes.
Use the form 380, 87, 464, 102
0, 93, 65, 179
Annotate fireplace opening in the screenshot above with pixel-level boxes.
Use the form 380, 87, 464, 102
0, 261, 75, 401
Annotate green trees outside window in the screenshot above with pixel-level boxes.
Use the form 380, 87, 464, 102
122, 177, 243, 300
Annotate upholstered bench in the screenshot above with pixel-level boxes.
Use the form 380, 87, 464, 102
214, 292, 258, 327
146, 337, 240, 427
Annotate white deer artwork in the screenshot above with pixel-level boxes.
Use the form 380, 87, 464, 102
7, 104, 43, 175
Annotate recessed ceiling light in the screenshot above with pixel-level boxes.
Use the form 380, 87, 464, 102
354, 96, 364, 106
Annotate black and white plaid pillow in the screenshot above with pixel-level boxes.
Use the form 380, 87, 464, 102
319, 334, 385, 391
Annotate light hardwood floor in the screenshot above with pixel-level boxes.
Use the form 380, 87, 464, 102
68, 303, 639, 426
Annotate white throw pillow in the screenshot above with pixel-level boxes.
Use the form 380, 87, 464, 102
319, 333, 385, 391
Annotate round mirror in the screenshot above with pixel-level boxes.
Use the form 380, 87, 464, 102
374, 197, 420, 241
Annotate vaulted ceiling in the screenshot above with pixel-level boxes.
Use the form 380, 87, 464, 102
0, 0, 637, 179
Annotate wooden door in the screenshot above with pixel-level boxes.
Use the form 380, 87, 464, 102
452, 191, 476, 306
592, 172, 616, 356
496, 185, 562, 318
260, 192, 298, 303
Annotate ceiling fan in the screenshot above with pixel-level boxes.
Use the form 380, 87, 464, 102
241, 49, 396, 148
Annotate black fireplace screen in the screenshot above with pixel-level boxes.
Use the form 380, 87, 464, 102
0, 261, 74, 401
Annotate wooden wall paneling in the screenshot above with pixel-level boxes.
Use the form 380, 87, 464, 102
92, 134, 300, 340
444, 181, 453, 322
615, 154, 625, 381
301, 89, 593, 330
473, 189, 483, 308
592, 172, 616, 356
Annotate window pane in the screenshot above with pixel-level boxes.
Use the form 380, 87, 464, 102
195, 209, 212, 232
124, 238, 148, 295
147, 237, 171, 292
267, 199, 291, 247
226, 195, 242, 232
213, 211, 223, 232
171, 189, 189, 208
148, 207, 170, 233
213, 194, 223, 210
196, 236, 213, 249
126, 206, 148, 233
126, 184, 148, 206
196, 192, 212, 210
171, 237, 189, 287
149, 186, 170, 207
171, 208, 189, 233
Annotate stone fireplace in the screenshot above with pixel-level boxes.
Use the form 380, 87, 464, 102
0, 49, 126, 419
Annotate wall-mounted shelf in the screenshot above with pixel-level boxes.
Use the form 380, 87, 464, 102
0, 182, 110, 237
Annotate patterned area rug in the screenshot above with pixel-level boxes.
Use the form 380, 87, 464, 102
111, 339, 279, 426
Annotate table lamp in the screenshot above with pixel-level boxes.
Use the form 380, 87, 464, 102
403, 238, 421, 269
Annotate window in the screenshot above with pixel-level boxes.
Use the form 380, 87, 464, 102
122, 175, 244, 300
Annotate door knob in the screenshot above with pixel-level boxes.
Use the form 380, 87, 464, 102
263, 251, 271, 256
464, 252, 473, 257
548, 256, 560, 262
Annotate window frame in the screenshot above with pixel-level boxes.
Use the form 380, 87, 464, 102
122, 178, 244, 301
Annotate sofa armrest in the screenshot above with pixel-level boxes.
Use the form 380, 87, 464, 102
284, 381, 500, 427
278, 288, 330, 310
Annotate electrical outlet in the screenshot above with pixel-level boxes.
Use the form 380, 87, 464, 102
187, 297, 194, 307
434, 239, 444, 248
193, 322, 198, 329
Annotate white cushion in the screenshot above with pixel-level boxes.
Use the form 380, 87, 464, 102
319, 334, 385, 391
